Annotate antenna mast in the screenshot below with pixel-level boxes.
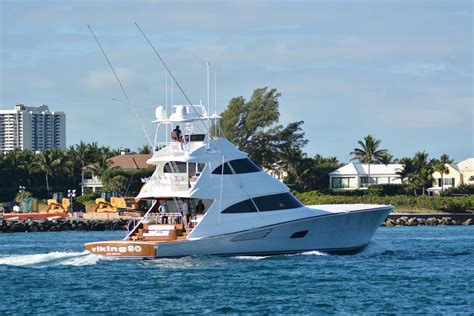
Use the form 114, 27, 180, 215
134, 22, 210, 135
87, 24, 153, 147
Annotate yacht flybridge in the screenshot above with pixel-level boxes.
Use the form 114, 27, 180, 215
84, 104, 392, 258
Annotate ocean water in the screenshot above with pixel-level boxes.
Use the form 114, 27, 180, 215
0, 227, 473, 314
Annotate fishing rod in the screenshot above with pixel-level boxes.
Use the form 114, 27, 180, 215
87, 24, 153, 147
133, 22, 211, 136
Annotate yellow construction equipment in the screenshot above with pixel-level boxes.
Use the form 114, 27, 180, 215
94, 196, 144, 215
94, 198, 116, 213
46, 198, 70, 213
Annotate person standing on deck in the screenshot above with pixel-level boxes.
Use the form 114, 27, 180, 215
195, 200, 205, 214
159, 200, 169, 224
172, 125, 182, 142
180, 200, 190, 231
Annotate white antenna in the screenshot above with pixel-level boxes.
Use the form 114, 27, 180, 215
214, 70, 217, 115
214, 69, 217, 136
87, 24, 153, 147
206, 62, 211, 144
165, 72, 168, 143
171, 79, 174, 113
206, 62, 210, 118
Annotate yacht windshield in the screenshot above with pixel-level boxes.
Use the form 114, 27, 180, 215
221, 193, 303, 213
212, 158, 260, 175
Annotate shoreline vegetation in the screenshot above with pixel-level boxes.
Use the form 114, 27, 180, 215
295, 191, 473, 214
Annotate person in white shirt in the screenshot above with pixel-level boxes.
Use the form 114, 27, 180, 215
159, 200, 169, 224
180, 200, 190, 231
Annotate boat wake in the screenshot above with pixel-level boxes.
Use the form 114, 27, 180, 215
300, 250, 328, 256
0, 251, 104, 267
232, 255, 270, 260
233, 251, 328, 260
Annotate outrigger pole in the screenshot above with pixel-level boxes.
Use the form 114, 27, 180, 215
87, 24, 153, 147
133, 22, 211, 136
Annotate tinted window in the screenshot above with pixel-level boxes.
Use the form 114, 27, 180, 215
254, 193, 303, 211
212, 158, 260, 175
221, 193, 303, 214
221, 199, 258, 214
164, 161, 187, 173
190, 134, 205, 141
230, 158, 260, 173
212, 162, 232, 175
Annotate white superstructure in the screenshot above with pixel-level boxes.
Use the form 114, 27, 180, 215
0, 104, 66, 153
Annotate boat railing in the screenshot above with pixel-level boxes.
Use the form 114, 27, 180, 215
141, 174, 195, 193
155, 141, 190, 157
143, 212, 183, 225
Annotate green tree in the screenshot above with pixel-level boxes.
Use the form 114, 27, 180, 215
104, 175, 128, 193
32, 150, 62, 192
86, 154, 115, 178
398, 151, 435, 195
379, 152, 398, 165
138, 144, 152, 154
2, 148, 33, 186
75, 141, 90, 169
433, 153, 453, 191
350, 135, 388, 187
219, 87, 307, 168
413, 151, 434, 195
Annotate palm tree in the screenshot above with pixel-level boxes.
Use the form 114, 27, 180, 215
33, 150, 62, 192
379, 152, 398, 165
138, 144, 152, 154
3, 148, 34, 186
75, 141, 90, 169
350, 135, 388, 187
434, 154, 453, 190
86, 154, 115, 178
412, 151, 434, 195
88, 142, 101, 162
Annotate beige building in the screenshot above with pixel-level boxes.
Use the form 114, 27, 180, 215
431, 158, 474, 189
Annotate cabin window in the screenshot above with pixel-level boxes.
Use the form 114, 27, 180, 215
221, 193, 303, 213
163, 161, 187, 173
188, 162, 206, 174
212, 158, 260, 175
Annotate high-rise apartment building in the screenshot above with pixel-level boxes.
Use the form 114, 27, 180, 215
0, 104, 66, 153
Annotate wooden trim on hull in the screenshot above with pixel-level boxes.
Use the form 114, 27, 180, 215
84, 240, 157, 258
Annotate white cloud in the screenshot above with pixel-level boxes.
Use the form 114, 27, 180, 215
390, 63, 447, 77
83, 68, 134, 92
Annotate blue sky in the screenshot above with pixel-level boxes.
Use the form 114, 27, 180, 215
1, 0, 472, 163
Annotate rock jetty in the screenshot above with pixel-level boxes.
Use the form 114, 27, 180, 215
382, 216, 473, 227
0, 218, 129, 233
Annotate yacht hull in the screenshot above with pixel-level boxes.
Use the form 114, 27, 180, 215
84, 206, 391, 258
154, 206, 392, 257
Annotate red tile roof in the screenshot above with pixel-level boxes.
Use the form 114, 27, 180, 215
85, 154, 152, 170
108, 154, 152, 170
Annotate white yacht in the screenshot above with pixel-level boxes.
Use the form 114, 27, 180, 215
84, 104, 392, 259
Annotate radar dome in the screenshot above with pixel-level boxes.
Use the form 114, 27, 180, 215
170, 105, 187, 121
155, 106, 166, 120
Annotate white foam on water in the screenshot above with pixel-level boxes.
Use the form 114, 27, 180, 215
232, 255, 269, 260
300, 250, 328, 256
0, 251, 101, 267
